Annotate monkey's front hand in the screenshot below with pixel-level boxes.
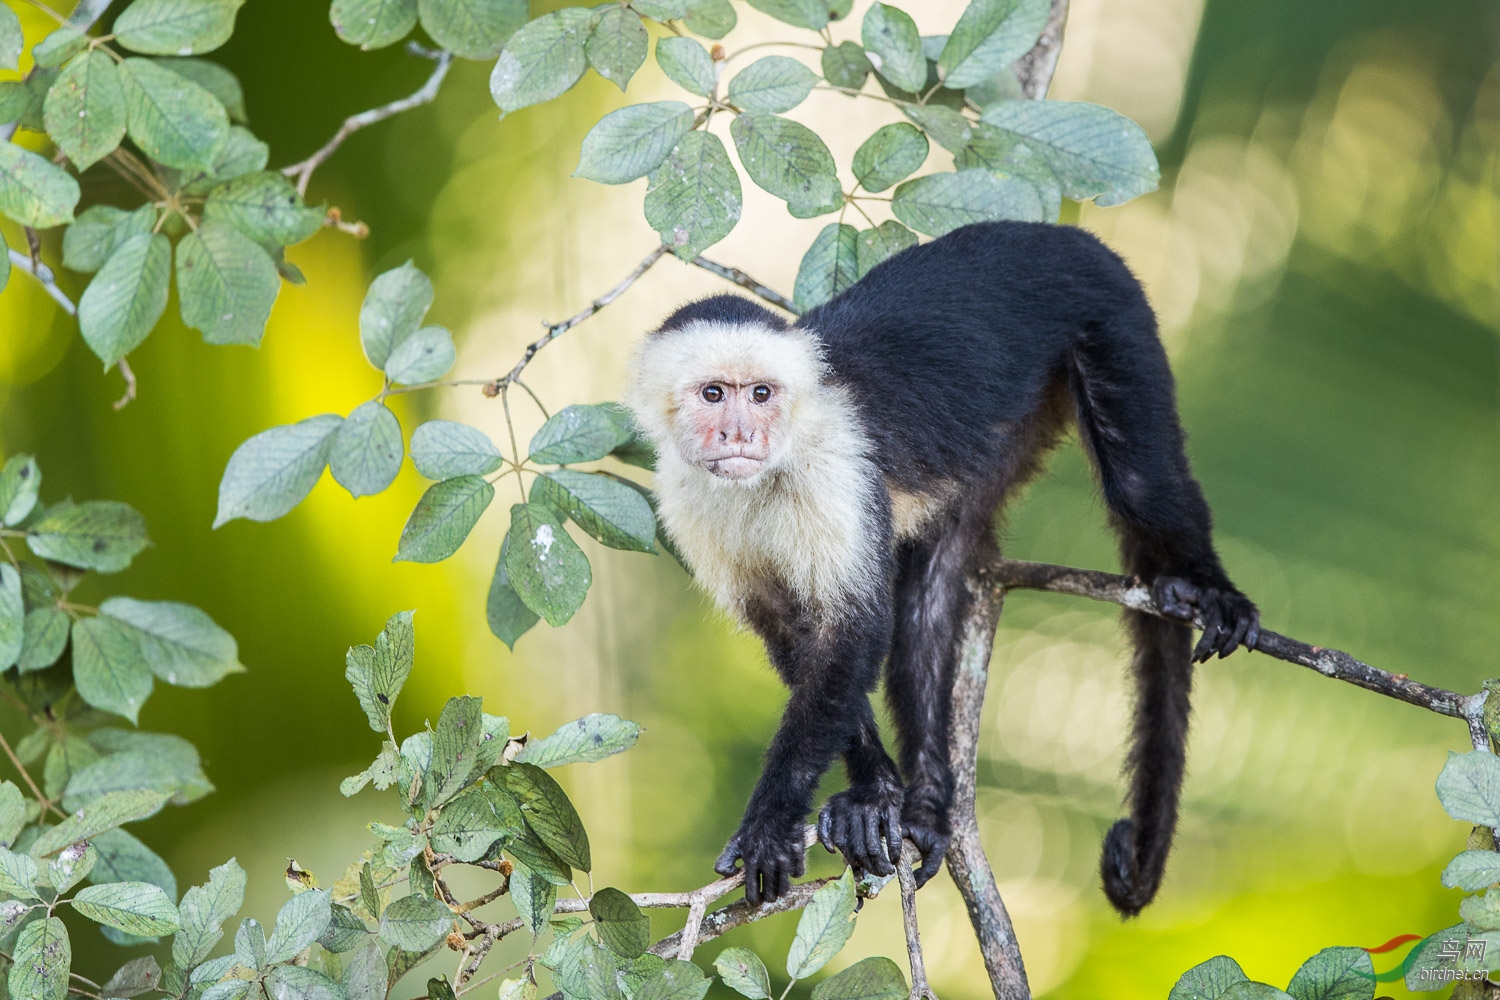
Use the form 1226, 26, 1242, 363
714, 813, 806, 906
817, 780, 904, 878
1153, 576, 1260, 663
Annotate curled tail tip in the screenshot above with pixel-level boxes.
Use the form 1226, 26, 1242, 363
1100, 819, 1159, 918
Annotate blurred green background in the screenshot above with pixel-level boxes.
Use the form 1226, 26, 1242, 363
1, 0, 1496, 996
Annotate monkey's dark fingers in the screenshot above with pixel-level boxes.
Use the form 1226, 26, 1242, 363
792, 848, 806, 878
743, 866, 764, 907
817, 807, 837, 854
1220, 613, 1253, 659
713, 839, 743, 879
911, 833, 948, 887
861, 814, 895, 877
1153, 577, 1200, 621
1246, 620, 1261, 651
882, 805, 904, 866
1192, 605, 1225, 663
774, 861, 792, 901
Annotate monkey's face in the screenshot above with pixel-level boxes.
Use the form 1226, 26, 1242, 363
682, 378, 785, 481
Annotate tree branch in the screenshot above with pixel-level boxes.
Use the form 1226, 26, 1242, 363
9, 249, 75, 316
280, 43, 455, 198
898, 844, 936, 1000
1013, 0, 1070, 100
687, 254, 801, 314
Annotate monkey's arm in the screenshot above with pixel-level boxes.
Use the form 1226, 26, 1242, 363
817, 702, 904, 878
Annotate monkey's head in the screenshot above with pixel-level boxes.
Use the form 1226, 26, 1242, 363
625, 297, 824, 485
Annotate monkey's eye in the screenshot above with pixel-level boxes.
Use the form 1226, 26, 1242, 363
752, 385, 773, 403
701, 385, 725, 403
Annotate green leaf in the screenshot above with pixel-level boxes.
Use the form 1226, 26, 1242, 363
378, 893, 450, 952
394, 475, 494, 563
265, 889, 331, 964
508, 861, 556, 937
656, 37, 715, 97
1463, 890, 1500, 931
155, 58, 246, 121
486, 533, 538, 649
786, 870, 856, 979
410, 421, 502, 479
102, 956, 163, 998
359, 261, 433, 370
71, 616, 154, 722
1283, 947, 1374, 1000
821, 41, 871, 90
120, 57, 229, 170
0, 139, 80, 228
0, 5, 19, 72
188, 124, 266, 189
77, 231, 171, 367
529, 403, 628, 464
172, 858, 246, 968
0, 564, 19, 671
234, 915, 266, 968
0, 230, 7, 291
633, 961, 709, 1000
384, 326, 455, 384
266, 966, 344, 1000
1437, 750, 1500, 827
73, 881, 181, 936
500, 762, 591, 870
964, 65, 1023, 109
342, 943, 384, 1000
506, 821, 570, 884
683, 0, 734, 38
902, 104, 973, 153
331, 0, 418, 49
1219, 986, 1294, 1000
727, 56, 818, 113
852, 122, 927, 193
214, 414, 343, 527
345, 610, 413, 733
532, 470, 655, 552
590, 887, 648, 959
176, 221, 281, 346
504, 503, 591, 627
714, 949, 771, 999
33, 789, 170, 857
793, 222, 859, 310
810, 958, 906, 1000
979, 99, 1159, 206
49, 841, 95, 893
746, 0, 827, 31
631, 0, 686, 20
938, 0, 1049, 89
203, 171, 324, 249
891, 168, 1042, 235
62, 732, 212, 809
1442, 849, 1500, 891
1169, 956, 1250, 1000
430, 786, 519, 861
645, 129, 740, 259
586, 7, 647, 91
489, 8, 593, 114
0, 847, 39, 898
730, 112, 841, 216
0, 781, 27, 847
32, 27, 87, 68
318, 903, 369, 952
854, 220, 916, 277
43, 52, 127, 171
90, 828, 177, 897
517, 713, 643, 768
0, 454, 38, 527
575, 101, 695, 185
19, 606, 71, 673
44, 736, 98, 801
99, 597, 243, 687
428, 695, 483, 806
330, 401, 403, 499
861, 4, 924, 91
10, 917, 69, 1000
953, 132, 1061, 220
417, 0, 525, 60
552, 938, 622, 1000
115, 0, 244, 55
63, 204, 157, 274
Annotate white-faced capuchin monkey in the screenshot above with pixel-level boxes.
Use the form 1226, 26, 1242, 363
624, 221, 1259, 915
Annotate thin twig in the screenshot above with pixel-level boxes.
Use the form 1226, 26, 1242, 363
281, 43, 455, 198
897, 843, 936, 1000
687, 254, 801, 314
9, 250, 76, 316
113, 358, 137, 410
0, 729, 60, 818
482, 245, 671, 396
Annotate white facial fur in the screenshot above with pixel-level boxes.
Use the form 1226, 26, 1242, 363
625, 320, 883, 616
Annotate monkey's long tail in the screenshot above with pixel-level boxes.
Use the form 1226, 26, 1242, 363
1100, 604, 1194, 917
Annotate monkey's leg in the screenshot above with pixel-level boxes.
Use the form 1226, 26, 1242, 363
715, 614, 890, 905
817, 701, 904, 877
885, 529, 974, 887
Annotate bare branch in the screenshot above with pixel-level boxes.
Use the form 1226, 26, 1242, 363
281, 43, 455, 198
9, 249, 77, 315
113, 357, 137, 411
989, 558, 1482, 721
687, 254, 801, 315
1013, 0, 1071, 100
482, 245, 671, 396
898, 844, 937, 1000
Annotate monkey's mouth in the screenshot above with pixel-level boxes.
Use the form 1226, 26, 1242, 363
703, 452, 767, 480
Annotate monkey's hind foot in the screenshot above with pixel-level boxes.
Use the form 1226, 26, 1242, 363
714, 815, 806, 906
900, 799, 952, 888
1152, 576, 1260, 663
817, 782, 903, 879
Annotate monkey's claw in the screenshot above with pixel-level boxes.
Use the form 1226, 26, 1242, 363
901, 800, 951, 887
715, 817, 805, 906
817, 783, 903, 878
1152, 576, 1260, 663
